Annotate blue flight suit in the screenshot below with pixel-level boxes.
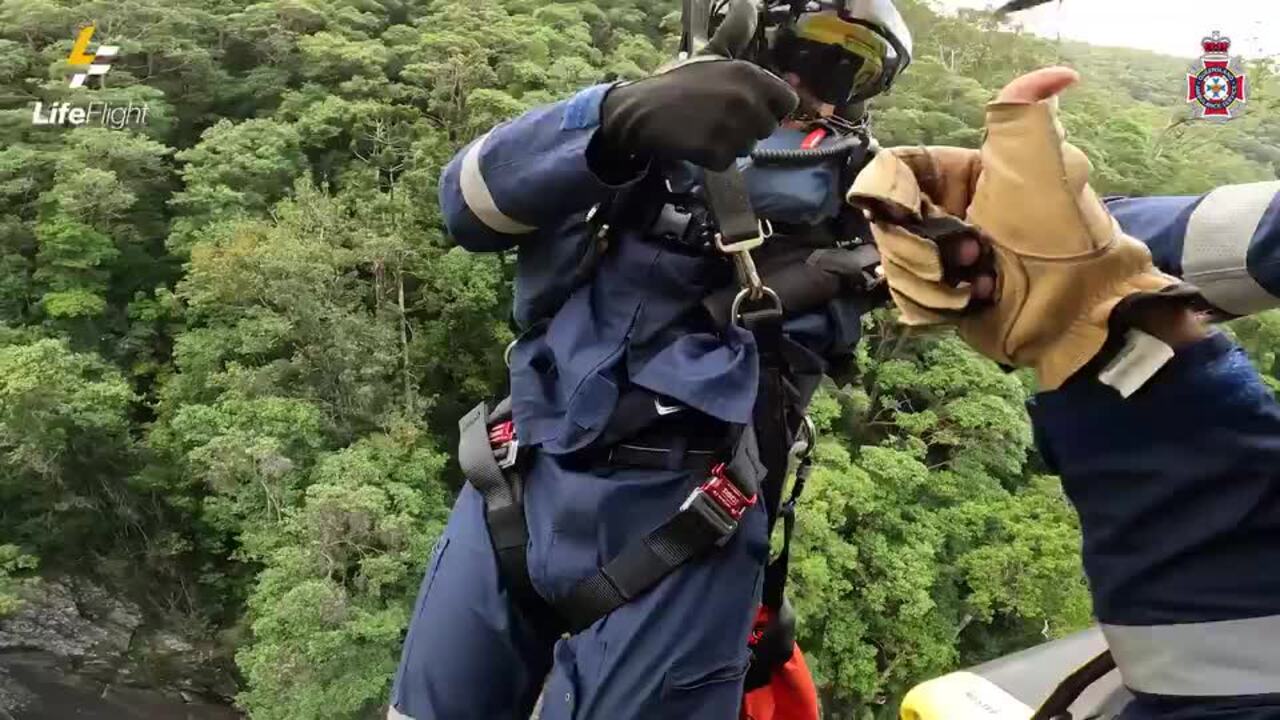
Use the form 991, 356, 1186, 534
1038, 182, 1280, 718
389, 83, 864, 720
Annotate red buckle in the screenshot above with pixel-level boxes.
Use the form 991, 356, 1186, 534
681, 463, 757, 542
701, 463, 756, 521
488, 421, 515, 447
488, 420, 520, 469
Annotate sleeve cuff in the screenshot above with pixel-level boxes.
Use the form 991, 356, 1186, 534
1029, 332, 1264, 471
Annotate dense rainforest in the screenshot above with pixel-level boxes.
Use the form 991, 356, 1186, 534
0, 0, 1277, 717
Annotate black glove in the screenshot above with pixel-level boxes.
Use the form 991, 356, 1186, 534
599, 59, 799, 172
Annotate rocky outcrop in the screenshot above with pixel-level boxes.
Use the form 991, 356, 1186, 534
0, 577, 239, 719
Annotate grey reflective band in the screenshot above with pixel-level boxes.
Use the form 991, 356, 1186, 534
1102, 614, 1280, 696
386, 705, 413, 720
1181, 181, 1280, 316
460, 132, 537, 235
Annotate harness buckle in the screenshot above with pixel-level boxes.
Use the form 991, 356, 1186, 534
488, 420, 521, 470
680, 463, 757, 544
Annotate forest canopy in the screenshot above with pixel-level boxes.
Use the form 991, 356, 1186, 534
0, 0, 1277, 717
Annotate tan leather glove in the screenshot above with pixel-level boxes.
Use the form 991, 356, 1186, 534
848, 86, 1192, 390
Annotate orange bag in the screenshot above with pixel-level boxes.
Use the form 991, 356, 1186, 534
741, 642, 820, 720
740, 602, 820, 720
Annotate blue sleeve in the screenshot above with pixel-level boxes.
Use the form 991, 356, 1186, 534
1029, 333, 1280, 627
439, 83, 645, 253
1107, 181, 1280, 317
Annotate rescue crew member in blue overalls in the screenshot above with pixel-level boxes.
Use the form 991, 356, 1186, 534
853, 66, 1280, 719
389, 2, 914, 718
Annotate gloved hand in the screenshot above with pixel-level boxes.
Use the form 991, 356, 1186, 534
600, 59, 799, 171
847, 67, 1196, 389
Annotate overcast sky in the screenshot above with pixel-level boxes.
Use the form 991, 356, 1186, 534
933, 0, 1279, 60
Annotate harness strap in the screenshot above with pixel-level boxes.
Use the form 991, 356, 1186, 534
743, 302, 794, 532
462, 396, 766, 636
1030, 650, 1117, 720
557, 445, 761, 633
744, 450, 812, 692
606, 443, 720, 475
459, 402, 515, 508
703, 167, 761, 244
459, 401, 563, 638
765, 443, 811, 611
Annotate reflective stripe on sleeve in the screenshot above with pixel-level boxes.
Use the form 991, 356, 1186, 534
1102, 614, 1280, 696
1181, 181, 1280, 316
387, 705, 413, 720
460, 132, 538, 235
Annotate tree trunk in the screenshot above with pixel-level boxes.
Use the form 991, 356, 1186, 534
398, 263, 413, 415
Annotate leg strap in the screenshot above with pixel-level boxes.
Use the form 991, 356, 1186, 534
459, 401, 562, 638
556, 452, 760, 634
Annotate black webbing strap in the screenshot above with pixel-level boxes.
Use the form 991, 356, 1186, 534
764, 449, 811, 611
703, 168, 760, 243
459, 402, 514, 508
743, 303, 793, 532
458, 401, 563, 639
558, 509, 731, 633
743, 451, 811, 692
1030, 650, 1117, 720
606, 443, 721, 476
556, 429, 761, 634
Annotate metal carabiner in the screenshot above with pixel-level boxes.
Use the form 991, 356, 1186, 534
716, 220, 773, 300
714, 219, 772, 254
797, 414, 817, 460
730, 285, 783, 325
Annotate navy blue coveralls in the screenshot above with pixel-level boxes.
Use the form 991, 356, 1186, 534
1037, 182, 1280, 719
390, 83, 865, 720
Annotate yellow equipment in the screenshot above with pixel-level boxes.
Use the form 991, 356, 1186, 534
899, 627, 1131, 720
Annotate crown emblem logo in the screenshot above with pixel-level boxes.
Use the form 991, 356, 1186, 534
1187, 30, 1246, 121
1201, 31, 1232, 57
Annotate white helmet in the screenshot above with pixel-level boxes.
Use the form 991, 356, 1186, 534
767, 0, 913, 106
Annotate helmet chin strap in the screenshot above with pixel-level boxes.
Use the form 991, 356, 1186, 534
784, 81, 849, 128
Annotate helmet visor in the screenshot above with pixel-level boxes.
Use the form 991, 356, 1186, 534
782, 11, 897, 106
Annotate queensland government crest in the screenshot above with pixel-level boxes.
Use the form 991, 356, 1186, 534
1187, 31, 1247, 121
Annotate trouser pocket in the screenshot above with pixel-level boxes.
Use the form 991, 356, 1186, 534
662, 655, 752, 719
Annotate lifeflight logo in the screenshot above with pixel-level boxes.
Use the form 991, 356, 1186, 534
31, 25, 148, 129
66, 25, 118, 88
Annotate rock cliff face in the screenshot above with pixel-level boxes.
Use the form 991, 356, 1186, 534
0, 578, 239, 720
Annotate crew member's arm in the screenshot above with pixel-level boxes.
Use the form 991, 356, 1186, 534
439, 84, 644, 253
850, 65, 1280, 714
441, 60, 798, 253
1029, 306, 1280, 712
1106, 181, 1280, 317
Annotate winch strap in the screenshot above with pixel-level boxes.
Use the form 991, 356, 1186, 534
703, 167, 761, 243
1030, 650, 1117, 720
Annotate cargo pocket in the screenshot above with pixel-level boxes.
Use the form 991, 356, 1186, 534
412, 537, 451, 618
390, 536, 451, 705
661, 655, 751, 717
402, 538, 450, 644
